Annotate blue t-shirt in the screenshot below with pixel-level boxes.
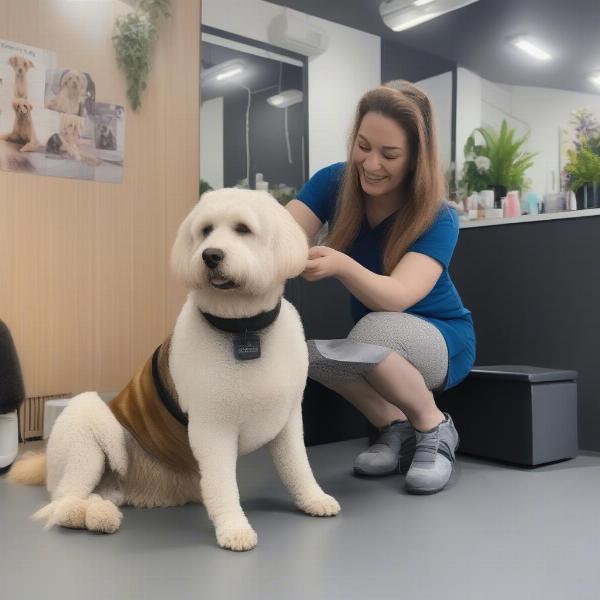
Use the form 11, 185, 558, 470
297, 162, 476, 389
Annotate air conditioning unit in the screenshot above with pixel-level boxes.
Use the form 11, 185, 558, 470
268, 12, 329, 57
379, 0, 480, 32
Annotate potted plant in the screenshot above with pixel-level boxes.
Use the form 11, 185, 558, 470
112, 0, 170, 111
564, 144, 600, 209
460, 120, 537, 208
563, 108, 600, 209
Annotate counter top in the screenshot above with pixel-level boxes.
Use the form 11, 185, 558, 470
459, 207, 600, 228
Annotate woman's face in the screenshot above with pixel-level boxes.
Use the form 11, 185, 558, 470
352, 111, 412, 200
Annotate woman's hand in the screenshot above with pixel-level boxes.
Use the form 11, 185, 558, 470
302, 246, 352, 282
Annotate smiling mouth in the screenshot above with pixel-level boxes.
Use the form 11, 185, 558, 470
363, 169, 387, 183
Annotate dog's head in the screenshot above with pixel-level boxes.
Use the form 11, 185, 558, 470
9, 55, 34, 75
59, 70, 87, 95
171, 188, 308, 309
12, 99, 33, 117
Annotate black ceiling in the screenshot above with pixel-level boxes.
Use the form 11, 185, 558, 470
265, 0, 600, 95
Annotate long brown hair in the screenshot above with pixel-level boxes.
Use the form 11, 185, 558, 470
327, 80, 446, 275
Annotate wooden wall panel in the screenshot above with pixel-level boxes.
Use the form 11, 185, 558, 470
0, 0, 200, 397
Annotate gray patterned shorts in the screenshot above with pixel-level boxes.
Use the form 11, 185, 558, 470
307, 312, 449, 391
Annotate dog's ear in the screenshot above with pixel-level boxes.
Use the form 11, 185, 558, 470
26, 101, 33, 112
78, 73, 87, 92
25, 59, 34, 70
9, 56, 17, 68
170, 206, 197, 285
272, 202, 309, 282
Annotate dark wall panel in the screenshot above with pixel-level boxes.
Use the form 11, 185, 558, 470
451, 217, 600, 452
291, 216, 600, 451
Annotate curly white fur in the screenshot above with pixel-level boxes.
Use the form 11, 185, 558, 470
11, 189, 340, 551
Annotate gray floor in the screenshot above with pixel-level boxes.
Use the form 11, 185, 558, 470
1, 439, 600, 600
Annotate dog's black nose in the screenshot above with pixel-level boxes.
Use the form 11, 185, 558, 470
202, 248, 224, 269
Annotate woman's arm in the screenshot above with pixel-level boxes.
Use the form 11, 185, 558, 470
286, 199, 324, 241
303, 246, 442, 312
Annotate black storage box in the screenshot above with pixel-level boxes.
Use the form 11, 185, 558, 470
437, 365, 578, 466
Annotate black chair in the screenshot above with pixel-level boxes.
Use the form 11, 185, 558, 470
0, 319, 25, 473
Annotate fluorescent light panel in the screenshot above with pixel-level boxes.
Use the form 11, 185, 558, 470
379, 0, 480, 33
201, 59, 246, 83
512, 37, 552, 61
216, 67, 243, 81
588, 72, 600, 88
267, 89, 303, 108
392, 12, 439, 31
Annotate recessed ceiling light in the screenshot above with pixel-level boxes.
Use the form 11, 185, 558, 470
512, 37, 552, 61
413, 0, 436, 6
588, 72, 600, 88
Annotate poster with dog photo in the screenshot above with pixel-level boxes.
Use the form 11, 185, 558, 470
0, 39, 125, 184
93, 102, 124, 183
43, 112, 98, 181
44, 68, 95, 118
0, 39, 56, 175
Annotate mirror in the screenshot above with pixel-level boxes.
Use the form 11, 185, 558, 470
200, 28, 308, 206
201, 1, 600, 224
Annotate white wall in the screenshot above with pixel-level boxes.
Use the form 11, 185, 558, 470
481, 79, 529, 139
202, 0, 380, 175
510, 86, 600, 195
415, 72, 453, 171
457, 66, 600, 195
200, 97, 224, 189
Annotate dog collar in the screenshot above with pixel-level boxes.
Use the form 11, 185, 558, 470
200, 300, 282, 334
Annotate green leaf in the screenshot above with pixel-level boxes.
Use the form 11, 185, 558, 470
112, 0, 170, 111
459, 119, 538, 193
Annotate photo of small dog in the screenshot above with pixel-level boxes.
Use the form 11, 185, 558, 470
95, 119, 116, 151
8, 55, 34, 99
8, 189, 340, 552
46, 114, 83, 161
0, 98, 40, 152
45, 69, 87, 115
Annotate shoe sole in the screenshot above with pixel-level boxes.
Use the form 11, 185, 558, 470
353, 463, 400, 477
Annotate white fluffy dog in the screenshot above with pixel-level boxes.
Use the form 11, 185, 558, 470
9, 55, 34, 99
45, 69, 87, 115
0, 98, 39, 152
9, 188, 340, 551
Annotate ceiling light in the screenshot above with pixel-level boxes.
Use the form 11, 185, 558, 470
201, 59, 246, 83
267, 89, 303, 108
512, 37, 552, 61
588, 72, 600, 88
379, 0, 479, 33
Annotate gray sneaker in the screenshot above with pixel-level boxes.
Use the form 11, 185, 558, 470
354, 420, 416, 476
405, 413, 459, 495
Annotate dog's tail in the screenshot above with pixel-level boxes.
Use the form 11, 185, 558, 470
7, 451, 47, 486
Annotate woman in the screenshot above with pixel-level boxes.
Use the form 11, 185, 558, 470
287, 80, 475, 495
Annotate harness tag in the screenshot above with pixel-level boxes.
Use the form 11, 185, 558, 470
233, 331, 261, 360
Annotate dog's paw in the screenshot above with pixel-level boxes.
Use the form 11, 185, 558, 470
216, 523, 258, 552
84, 496, 122, 534
33, 497, 87, 529
32, 495, 122, 534
297, 494, 341, 517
